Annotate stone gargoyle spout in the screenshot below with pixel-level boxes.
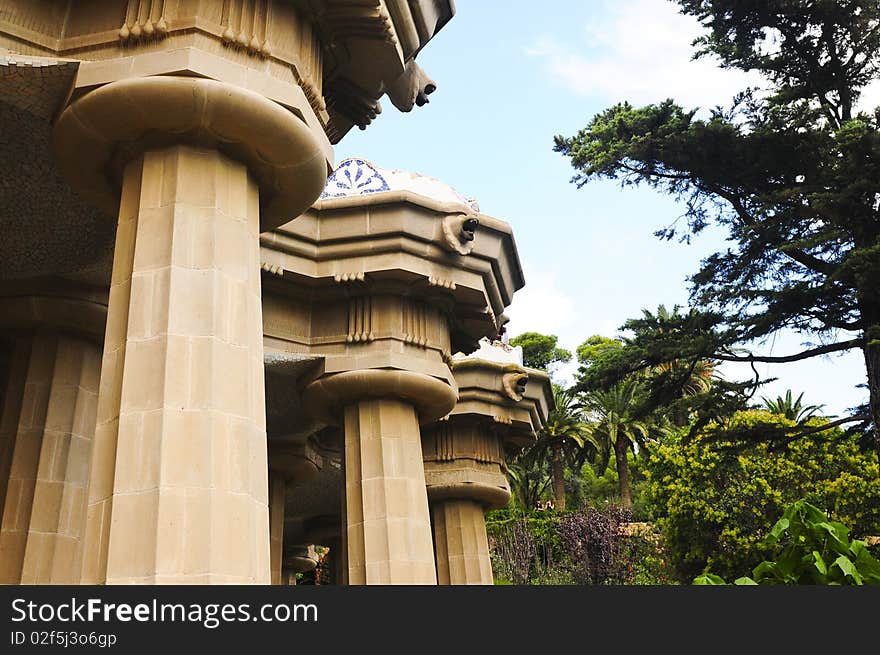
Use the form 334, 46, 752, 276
502, 366, 529, 402
386, 60, 437, 112
442, 212, 480, 255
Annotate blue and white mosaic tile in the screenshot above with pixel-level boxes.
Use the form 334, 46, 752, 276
320, 158, 390, 199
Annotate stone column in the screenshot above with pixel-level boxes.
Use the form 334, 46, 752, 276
0, 335, 101, 584
304, 370, 457, 585
0, 338, 31, 528
432, 499, 493, 585
422, 420, 512, 585
269, 472, 286, 586
52, 75, 327, 584
344, 398, 434, 584
267, 440, 320, 585
328, 536, 346, 586
98, 146, 269, 584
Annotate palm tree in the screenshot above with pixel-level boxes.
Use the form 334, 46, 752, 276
579, 379, 664, 508
761, 390, 825, 422
504, 458, 552, 513
522, 385, 595, 511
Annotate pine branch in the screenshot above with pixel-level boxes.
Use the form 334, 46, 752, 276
715, 338, 862, 364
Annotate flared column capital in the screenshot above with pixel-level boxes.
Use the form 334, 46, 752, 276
52, 75, 328, 230
302, 368, 457, 426
268, 439, 320, 485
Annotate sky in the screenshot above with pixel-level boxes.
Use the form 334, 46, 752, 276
334, 0, 873, 417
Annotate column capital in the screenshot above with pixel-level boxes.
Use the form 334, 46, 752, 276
52, 75, 328, 230
284, 545, 319, 574
422, 423, 511, 510
302, 368, 457, 426
268, 439, 320, 485
0, 281, 107, 346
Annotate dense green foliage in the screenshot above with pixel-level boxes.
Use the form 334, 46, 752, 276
521, 385, 594, 511
555, 0, 880, 455
576, 335, 623, 368
647, 410, 880, 582
695, 499, 880, 585
579, 379, 660, 508
509, 332, 572, 373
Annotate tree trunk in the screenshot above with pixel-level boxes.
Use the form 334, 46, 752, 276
861, 337, 880, 462
854, 241, 880, 464
614, 436, 632, 508
550, 444, 566, 512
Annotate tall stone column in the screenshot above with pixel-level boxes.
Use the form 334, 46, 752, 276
269, 472, 286, 586
0, 338, 31, 529
304, 370, 457, 585
344, 398, 434, 584
88, 146, 269, 584
52, 75, 327, 584
0, 335, 101, 584
422, 420, 512, 585
267, 440, 320, 585
328, 536, 346, 586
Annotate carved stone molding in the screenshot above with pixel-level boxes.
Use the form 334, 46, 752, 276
402, 298, 430, 347
325, 77, 382, 132
424, 423, 503, 466
220, 0, 273, 58
302, 368, 457, 426
346, 297, 374, 343
386, 59, 436, 112
119, 0, 169, 43
320, 1, 396, 45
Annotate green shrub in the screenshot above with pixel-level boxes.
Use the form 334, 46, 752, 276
647, 410, 880, 582
694, 499, 880, 585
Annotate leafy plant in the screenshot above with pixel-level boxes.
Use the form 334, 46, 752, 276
578, 379, 666, 508
761, 390, 825, 423
647, 410, 880, 582
487, 504, 671, 585
695, 499, 880, 585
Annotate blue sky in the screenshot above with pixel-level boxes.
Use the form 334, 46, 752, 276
335, 0, 871, 416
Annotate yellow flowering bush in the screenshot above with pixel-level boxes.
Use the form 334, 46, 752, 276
647, 410, 880, 582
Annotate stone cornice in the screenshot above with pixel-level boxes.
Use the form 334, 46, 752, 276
521, 366, 553, 432
261, 198, 524, 344
438, 359, 554, 448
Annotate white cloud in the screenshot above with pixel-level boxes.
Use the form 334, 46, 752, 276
505, 269, 576, 340
858, 79, 880, 113
527, 0, 763, 109
505, 267, 619, 386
